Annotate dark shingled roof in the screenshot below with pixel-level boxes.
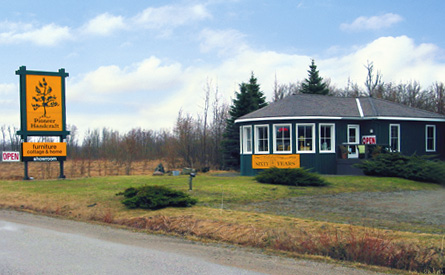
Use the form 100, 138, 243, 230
236, 94, 445, 122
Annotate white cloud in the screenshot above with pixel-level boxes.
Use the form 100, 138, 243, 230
65, 35, 445, 135
67, 57, 192, 133
191, 35, 445, 101
69, 57, 183, 98
133, 4, 211, 29
199, 28, 248, 56
320, 36, 444, 88
0, 21, 33, 32
0, 2, 212, 46
0, 83, 17, 105
340, 13, 403, 32
0, 83, 20, 127
0, 23, 71, 46
81, 13, 126, 36
0, 83, 16, 95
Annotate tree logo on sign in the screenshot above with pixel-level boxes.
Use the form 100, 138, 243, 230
31, 77, 59, 118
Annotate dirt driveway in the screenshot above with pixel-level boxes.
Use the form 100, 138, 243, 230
238, 189, 445, 234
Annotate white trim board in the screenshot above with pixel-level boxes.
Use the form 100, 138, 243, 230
235, 116, 445, 123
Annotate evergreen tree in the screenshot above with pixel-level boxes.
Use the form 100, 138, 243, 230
222, 72, 267, 170
301, 59, 329, 95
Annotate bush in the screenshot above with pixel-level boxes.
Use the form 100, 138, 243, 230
116, 185, 197, 210
255, 168, 329, 187
355, 153, 445, 185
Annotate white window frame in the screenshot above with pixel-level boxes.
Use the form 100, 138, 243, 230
296, 123, 315, 153
239, 128, 242, 153
389, 124, 400, 152
240, 125, 252, 154
319, 123, 335, 153
346, 124, 360, 159
254, 124, 269, 154
347, 124, 360, 144
273, 124, 292, 154
426, 125, 436, 152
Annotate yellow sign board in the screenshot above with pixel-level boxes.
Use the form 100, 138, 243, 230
22, 142, 67, 157
26, 75, 63, 131
252, 154, 300, 169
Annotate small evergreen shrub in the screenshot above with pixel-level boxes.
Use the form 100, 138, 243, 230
116, 185, 197, 210
355, 153, 445, 185
255, 168, 329, 187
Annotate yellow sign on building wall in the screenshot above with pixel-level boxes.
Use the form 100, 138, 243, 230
252, 154, 300, 169
26, 75, 63, 131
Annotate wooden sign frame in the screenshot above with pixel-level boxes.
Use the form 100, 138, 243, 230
15, 66, 70, 180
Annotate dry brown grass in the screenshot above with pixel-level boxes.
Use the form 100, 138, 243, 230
108, 214, 445, 273
2, 197, 443, 274
0, 159, 168, 180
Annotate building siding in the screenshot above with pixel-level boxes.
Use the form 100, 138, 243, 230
239, 118, 445, 176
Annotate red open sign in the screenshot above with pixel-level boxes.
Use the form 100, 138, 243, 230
2, 151, 21, 162
362, 135, 376, 144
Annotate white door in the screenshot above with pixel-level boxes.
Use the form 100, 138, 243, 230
347, 125, 360, 159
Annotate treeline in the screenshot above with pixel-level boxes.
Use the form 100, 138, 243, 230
1, 62, 444, 174
273, 79, 445, 114
274, 62, 445, 115
0, 125, 21, 152
65, 80, 230, 174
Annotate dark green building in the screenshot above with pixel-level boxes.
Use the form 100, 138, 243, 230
235, 94, 445, 175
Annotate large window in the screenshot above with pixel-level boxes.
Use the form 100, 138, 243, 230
319, 123, 335, 153
254, 125, 269, 154
240, 126, 252, 154
389, 124, 400, 152
426, 125, 436, 152
297, 123, 315, 153
273, 124, 292, 153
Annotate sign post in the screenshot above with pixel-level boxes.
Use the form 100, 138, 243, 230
16, 66, 70, 180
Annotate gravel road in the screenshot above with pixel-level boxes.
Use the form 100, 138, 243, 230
0, 210, 384, 275
238, 189, 445, 233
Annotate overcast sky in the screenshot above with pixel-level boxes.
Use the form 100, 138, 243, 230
1, 0, 445, 136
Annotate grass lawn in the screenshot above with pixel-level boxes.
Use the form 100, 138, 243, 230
0, 172, 443, 274
0, 172, 438, 209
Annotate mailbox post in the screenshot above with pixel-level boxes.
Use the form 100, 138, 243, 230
189, 172, 196, 191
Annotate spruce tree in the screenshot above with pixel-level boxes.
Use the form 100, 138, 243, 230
301, 59, 329, 95
222, 73, 267, 170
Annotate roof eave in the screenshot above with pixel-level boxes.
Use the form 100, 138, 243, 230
235, 116, 445, 124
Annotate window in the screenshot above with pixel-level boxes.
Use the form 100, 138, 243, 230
319, 124, 335, 153
297, 123, 315, 153
389, 124, 400, 152
255, 125, 269, 154
273, 124, 292, 153
240, 126, 252, 154
426, 125, 436, 152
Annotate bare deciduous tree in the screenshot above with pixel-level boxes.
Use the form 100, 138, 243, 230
174, 110, 198, 168
431, 82, 445, 114
364, 61, 383, 97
